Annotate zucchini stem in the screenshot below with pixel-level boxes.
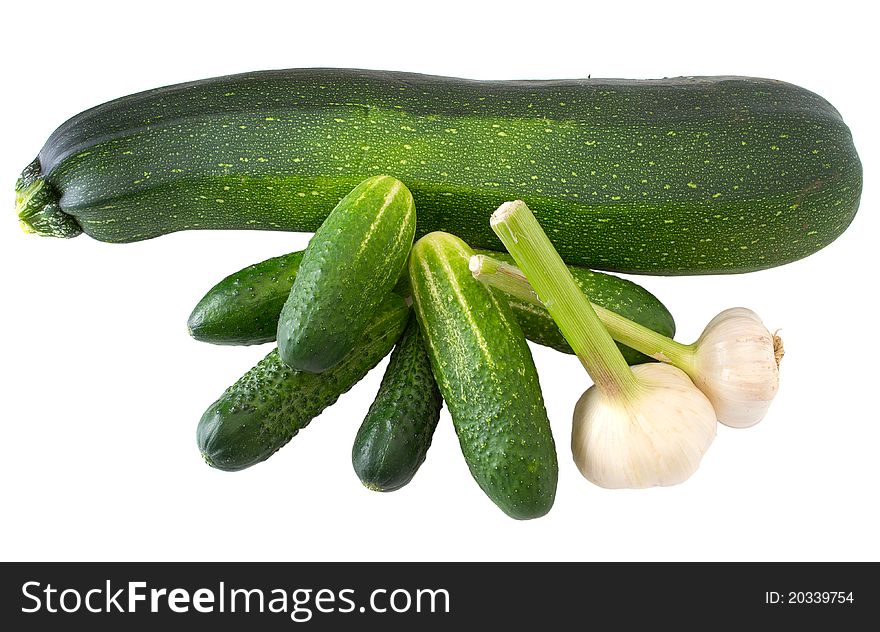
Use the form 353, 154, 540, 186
490, 200, 640, 399
470, 253, 694, 369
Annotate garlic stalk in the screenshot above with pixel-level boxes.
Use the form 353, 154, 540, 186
490, 200, 717, 489
470, 254, 782, 428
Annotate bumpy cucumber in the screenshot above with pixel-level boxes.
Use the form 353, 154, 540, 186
277, 175, 415, 373
480, 251, 674, 364
188, 251, 303, 345
197, 293, 409, 471
409, 232, 557, 520
186, 248, 674, 364
17, 69, 861, 274
352, 315, 443, 492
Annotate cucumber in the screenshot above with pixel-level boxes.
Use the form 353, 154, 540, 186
188, 251, 303, 345
352, 315, 443, 492
480, 252, 675, 364
197, 293, 409, 471
17, 69, 861, 274
186, 248, 674, 364
409, 232, 557, 519
277, 175, 415, 373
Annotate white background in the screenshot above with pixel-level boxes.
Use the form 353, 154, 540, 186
1, 0, 877, 562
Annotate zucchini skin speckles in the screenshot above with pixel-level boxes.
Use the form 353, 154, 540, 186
17, 69, 862, 274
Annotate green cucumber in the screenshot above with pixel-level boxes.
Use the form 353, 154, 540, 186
352, 315, 443, 492
277, 175, 415, 373
409, 231, 557, 520
479, 251, 675, 364
188, 251, 304, 345
186, 248, 674, 364
17, 69, 861, 274
197, 293, 409, 471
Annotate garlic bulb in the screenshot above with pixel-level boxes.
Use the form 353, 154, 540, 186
469, 255, 783, 429
491, 200, 719, 492
572, 363, 717, 489
690, 307, 782, 428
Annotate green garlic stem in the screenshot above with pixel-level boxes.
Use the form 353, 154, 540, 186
469, 254, 541, 304
470, 254, 695, 369
597, 307, 695, 369
490, 200, 640, 398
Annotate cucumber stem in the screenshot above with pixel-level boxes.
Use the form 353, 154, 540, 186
490, 200, 640, 398
470, 254, 694, 368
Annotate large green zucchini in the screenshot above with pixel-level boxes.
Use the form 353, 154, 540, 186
16, 69, 862, 274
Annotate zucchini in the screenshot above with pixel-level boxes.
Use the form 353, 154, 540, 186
352, 315, 443, 492
409, 231, 557, 519
187, 248, 674, 364
197, 293, 409, 471
277, 175, 415, 373
17, 69, 861, 274
188, 251, 303, 345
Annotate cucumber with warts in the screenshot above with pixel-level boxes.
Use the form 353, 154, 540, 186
479, 251, 674, 363
277, 175, 415, 373
187, 249, 674, 364
409, 232, 557, 519
352, 315, 443, 492
188, 251, 304, 345
16, 69, 862, 274
197, 293, 409, 471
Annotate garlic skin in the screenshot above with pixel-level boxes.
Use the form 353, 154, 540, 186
691, 307, 781, 429
572, 363, 717, 489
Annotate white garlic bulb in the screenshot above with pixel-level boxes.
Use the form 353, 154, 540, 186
571, 362, 717, 489
690, 307, 782, 428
